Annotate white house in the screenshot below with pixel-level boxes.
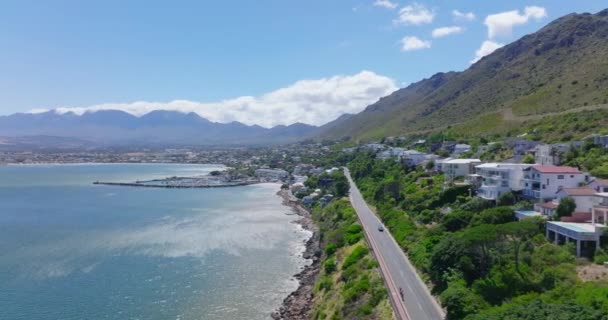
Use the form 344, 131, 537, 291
473, 163, 529, 201
593, 135, 608, 148
377, 147, 406, 160
555, 187, 600, 213
452, 144, 472, 157
522, 165, 586, 201
533, 144, 560, 165
506, 138, 540, 155
402, 150, 436, 167
437, 158, 482, 181
546, 192, 608, 257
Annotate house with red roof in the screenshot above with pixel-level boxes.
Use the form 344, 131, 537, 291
522, 165, 587, 201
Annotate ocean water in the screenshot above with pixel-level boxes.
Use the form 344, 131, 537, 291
0, 164, 311, 320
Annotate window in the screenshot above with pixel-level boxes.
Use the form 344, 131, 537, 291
557, 175, 564, 179
542, 185, 546, 189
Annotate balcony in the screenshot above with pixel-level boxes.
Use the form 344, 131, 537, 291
523, 189, 541, 199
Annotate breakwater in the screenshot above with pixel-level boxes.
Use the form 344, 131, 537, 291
93, 180, 260, 188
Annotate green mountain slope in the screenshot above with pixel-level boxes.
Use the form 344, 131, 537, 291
319, 9, 608, 141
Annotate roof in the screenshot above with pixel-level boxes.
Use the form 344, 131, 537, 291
529, 165, 581, 174
547, 221, 604, 234
476, 163, 529, 169
445, 158, 481, 164
591, 178, 608, 186
514, 210, 542, 217
538, 202, 558, 209
559, 187, 597, 196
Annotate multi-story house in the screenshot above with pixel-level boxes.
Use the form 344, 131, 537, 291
473, 163, 529, 200
532, 144, 561, 165
437, 158, 482, 182
522, 165, 586, 201
555, 187, 600, 213
451, 144, 472, 157
401, 150, 437, 167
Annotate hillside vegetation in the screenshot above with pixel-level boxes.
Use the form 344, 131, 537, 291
346, 153, 608, 319
309, 199, 394, 320
319, 9, 608, 142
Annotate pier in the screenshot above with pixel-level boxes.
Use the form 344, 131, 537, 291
93, 176, 261, 189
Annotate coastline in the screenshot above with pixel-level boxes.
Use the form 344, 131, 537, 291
272, 189, 320, 320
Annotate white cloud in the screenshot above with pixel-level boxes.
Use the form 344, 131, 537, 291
484, 6, 547, 39
373, 0, 398, 10
471, 40, 504, 63
394, 3, 434, 25
452, 10, 475, 22
47, 71, 397, 128
400, 36, 431, 51
432, 26, 464, 38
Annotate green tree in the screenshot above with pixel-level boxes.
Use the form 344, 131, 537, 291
497, 191, 516, 206
470, 207, 514, 226
522, 154, 536, 164
442, 210, 474, 232
555, 197, 576, 220
440, 279, 488, 320
333, 176, 349, 197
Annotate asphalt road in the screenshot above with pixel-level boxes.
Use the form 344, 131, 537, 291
344, 168, 444, 320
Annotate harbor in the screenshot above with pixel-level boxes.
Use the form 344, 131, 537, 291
94, 174, 261, 189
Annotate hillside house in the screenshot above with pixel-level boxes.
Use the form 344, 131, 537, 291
377, 147, 407, 160
472, 163, 529, 201
522, 165, 587, 201
589, 178, 608, 193
402, 150, 437, 167
593, 135, 608, 148
556, 187, 599, 213
532, 144, 561, 165
506, 138, 540, 155
451, 144, 472, 157
437, 158, 482, 182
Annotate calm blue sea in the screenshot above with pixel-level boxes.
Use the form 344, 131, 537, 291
0, 164, 310, 320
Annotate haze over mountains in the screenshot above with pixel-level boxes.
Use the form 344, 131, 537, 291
2, 9, 608, 147
0, 110, 318, 146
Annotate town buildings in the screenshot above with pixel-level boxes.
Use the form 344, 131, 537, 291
254, 168, 289, 181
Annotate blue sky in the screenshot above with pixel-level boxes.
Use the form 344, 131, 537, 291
0, 1, 606, 126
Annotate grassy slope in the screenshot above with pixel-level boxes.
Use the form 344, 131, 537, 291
309, 199, 394, 320
318, 9, 608, 142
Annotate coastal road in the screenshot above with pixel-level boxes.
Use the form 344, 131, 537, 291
344, 168, 445, 320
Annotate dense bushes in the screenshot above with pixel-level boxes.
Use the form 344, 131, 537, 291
346, 152, 608, 319
310, 199, 392, 319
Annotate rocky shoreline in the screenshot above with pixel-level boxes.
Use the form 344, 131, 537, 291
272, 189, 321, 320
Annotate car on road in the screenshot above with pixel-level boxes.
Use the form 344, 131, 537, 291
377, 225, 384, 232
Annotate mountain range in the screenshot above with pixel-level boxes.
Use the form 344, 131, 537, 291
0, 110, 318, 147
2, 9, 608, 147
